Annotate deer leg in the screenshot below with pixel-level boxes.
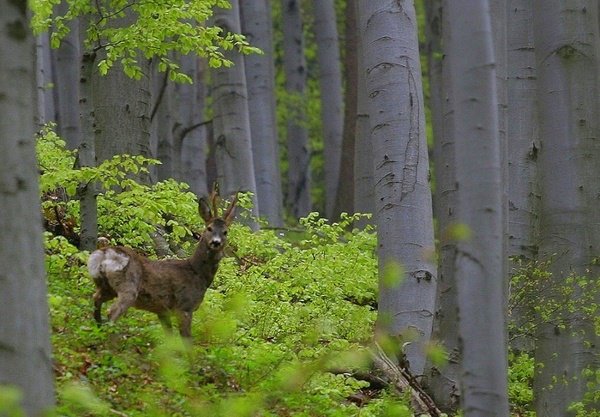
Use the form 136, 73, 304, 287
176, 311, 193, 339
157, 312, 173, 333
93, 288, 115, 325
107, 288, 137, 322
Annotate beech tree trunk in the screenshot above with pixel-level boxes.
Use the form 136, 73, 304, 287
333, 0, 357, 220
51, 0, 81, 148
426, 0, 461, 412
532, 2, 600, 415
0, 2, 55, 413
311, 0, 343, 218
210, 0, 259, 222
240, 0, 284, 226
281, 0, 311, 218
35, 32, 54, 125
445, 1, 510, 415
358, 0, 437, 376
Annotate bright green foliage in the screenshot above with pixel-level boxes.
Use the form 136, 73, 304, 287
30, 0, 261, 80
37, 128, 420, 415
508, 352, 535, 417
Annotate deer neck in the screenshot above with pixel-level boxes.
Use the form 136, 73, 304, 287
188, 236, 223, 278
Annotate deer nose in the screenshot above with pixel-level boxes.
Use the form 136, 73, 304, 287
210, 238, 222, 248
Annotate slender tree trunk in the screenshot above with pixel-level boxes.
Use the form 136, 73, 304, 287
0, 2, 55, 413
77, 16, 98, 252
311, 0, 343, 218
210, 0, 259, 222
281, 0, 311, 218
35, 32, 54, 126
240, 0, 284, 226
179, 56, 208, 197
51, 1, 81, 148
426, 0, 461, 412
445, 1, 509, 415
353, 0, 373, 227
506, 0, 539, 351
358, 0, 437, 376
532, 2, 600, 415
333, 0, 357, 220
152, 66, 174, 181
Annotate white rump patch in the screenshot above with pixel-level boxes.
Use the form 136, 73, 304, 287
101, 249, 130, 273
87, 249, 130, 278
87, 250, 105, 278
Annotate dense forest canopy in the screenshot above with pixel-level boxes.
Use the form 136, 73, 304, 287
0, 0, 599, 416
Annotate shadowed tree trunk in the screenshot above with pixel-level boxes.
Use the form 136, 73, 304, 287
426, 0, 461, 412
281, 0, 311, 218
311, 0, 343, 218
358, 0, 437, 376
0, 1, 55, 413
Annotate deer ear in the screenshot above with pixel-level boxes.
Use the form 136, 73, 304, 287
198, 198, 213, 223
223, 193, 238, 225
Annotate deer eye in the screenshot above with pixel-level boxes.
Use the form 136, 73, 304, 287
207, 226, 213, 232
223, 230, 228, 236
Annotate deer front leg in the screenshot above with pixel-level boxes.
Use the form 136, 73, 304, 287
176, 311, 193, 339
157, 311, 173, 333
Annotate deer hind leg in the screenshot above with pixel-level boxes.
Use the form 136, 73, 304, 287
93, 287, 116, 324
107, 279, 139, 322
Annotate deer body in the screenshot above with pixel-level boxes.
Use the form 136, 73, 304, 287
88, 193, 236, 338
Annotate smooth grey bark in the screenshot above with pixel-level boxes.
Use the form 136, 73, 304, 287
210, 0, 259, 222
35, 32, 54, 125
333, 0, 357, 220
426, 0, 461, 412
532, 2, 600, 416
445, 1, 509, 415
311, 0, 343, 218
358, 0, 437, 376
240, 0, 284, 226
506, 0, 539, 352
0, 1, 55, 413
281, 0, 311, 218
353, 0, 373, 228
179, 55, 208, 197
77, 16, 98, 252
51, 1, 81, 148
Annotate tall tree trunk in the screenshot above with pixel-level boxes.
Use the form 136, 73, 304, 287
35, 32, 54, 126
210, 0, 259, 222
281, 0, 311, 218
0, 2, 55, 413
446, 1, 510, 415
532, 1, 600, 415
333, 0, 357, 220
506, 0, 539, 351
51, 1, 81, 148
426, 0, 461, 412
77, 16, 98, 252
152, 66, 174, 181
311, 0, 343, 218
240, 0, 284, 226
179, 56, 208, 197
353, 0, 373, 227
358, 0, 437, 376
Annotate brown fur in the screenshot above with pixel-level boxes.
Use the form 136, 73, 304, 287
88, 194, 236, 338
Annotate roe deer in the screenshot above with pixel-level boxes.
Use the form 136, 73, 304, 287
87, 191, 237, 338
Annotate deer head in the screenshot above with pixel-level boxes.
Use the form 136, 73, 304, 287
198, 190, 238, 252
